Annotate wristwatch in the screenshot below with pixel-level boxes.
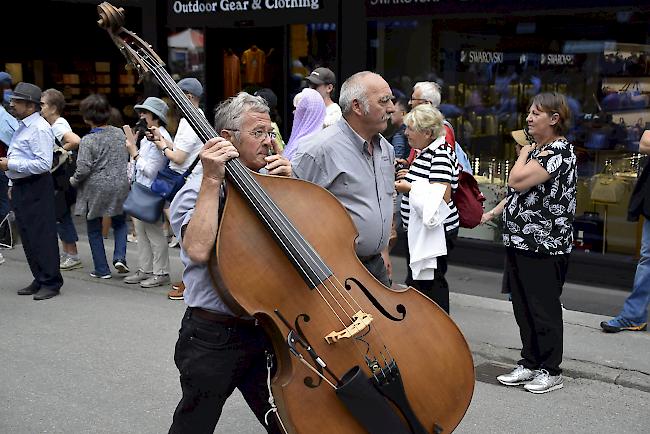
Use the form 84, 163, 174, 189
161, 146, 169, 156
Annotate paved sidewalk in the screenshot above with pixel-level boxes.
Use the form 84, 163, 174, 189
451, 292, 650, 392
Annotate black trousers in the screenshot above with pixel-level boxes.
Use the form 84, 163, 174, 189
360, 253, 391, 287
504, 248, 569, 376
12, 174, 63, 291
169, 308, 282, 434
405, 230, 457, 314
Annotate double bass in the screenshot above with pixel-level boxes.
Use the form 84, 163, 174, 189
96, 3, 474, 432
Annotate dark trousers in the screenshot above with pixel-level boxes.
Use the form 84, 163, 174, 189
12, 174, 63, 291
169, 308, 282, 434
505, 248, 569, 376
405, 230, 457, 314
360, 253, 391, 287
0, 170, 9, 221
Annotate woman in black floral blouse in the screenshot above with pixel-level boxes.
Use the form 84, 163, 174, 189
496, 92, 576, 394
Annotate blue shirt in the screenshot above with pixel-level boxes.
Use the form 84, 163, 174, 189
0, 105, 18, 146
6, 112, 54, 179
170, 165, 235, 314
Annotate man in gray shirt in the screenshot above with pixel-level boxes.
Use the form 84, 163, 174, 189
168, 92, 290, 433
292, 71, 396, 286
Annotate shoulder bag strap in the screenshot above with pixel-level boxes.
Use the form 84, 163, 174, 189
182, 154, 202, 179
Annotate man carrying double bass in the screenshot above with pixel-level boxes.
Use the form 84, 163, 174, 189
168, 92, 290, 433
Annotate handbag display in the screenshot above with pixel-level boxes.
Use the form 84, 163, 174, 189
150, 155, 201, 202
590, 173, 627, 204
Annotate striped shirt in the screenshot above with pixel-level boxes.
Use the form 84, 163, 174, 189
400, 136, 460, 233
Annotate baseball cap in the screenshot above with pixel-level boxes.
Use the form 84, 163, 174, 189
254, 88, 278, 108
0, 71, 12, 85
177, 78, 203, 98
305, 67, 336, 86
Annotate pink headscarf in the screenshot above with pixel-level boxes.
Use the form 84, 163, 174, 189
284, 88, 326, 160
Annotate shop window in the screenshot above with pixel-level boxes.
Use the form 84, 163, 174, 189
167, 28, 205, 134
368, 10, 649, 257
289, 23, 337, 103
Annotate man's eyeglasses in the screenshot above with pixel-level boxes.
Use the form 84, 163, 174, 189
225, 128, 277, 141
408, 98, 431, 105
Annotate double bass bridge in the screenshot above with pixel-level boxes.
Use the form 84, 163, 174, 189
325, 310, 373, 344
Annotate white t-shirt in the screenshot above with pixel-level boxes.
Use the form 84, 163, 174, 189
169, 114, 204, 174
51, 117, 72, 144
323, 102, 342, 128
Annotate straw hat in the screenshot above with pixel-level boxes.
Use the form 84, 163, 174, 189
511, 129, 533, 147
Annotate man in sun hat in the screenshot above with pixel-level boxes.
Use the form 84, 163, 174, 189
0, 82, 64, 300
305, 67, 341, 128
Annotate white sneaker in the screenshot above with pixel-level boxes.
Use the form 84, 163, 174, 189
60, 256, 83, 270
127, 233, 138, 243
524, 369, 564, 394
497, 365, 536, 386
168, 235, 179, 248
140, 274, 171, 288
124, 269, 152, 284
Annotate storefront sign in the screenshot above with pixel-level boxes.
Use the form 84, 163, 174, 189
460, 50, 504, 64
171, 0, 321, 14
540, 53, 576, 66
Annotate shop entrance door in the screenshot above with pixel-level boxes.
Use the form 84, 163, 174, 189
205, 26, 286, 124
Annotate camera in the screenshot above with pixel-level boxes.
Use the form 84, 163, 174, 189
133, 118, 149, 147
395, 161, 408, 179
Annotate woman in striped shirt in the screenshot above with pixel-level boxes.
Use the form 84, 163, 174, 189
395, 104, 459, 313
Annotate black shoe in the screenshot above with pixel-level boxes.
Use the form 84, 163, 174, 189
33, 288, 60, 300
17, 282, 40, 295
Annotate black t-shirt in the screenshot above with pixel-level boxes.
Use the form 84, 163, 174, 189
502, 138, 577, 255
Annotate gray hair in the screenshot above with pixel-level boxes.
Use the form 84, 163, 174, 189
413, 81, 441, 107
339, 71, 377, 115
213, 92, 269, 135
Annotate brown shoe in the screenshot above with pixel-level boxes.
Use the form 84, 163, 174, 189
168, 281, 185, 300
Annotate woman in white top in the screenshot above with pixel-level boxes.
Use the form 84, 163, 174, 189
395, 104, 460, 314
40, 88, 82, 271
123, 97, 172, 288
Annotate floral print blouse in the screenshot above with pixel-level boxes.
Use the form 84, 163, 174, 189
502, 138, 577, 255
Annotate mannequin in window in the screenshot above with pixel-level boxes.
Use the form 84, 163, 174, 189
241, 45, 266, 85
223, 48, 241, 98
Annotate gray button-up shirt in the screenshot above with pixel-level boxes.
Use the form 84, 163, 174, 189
6, 112, 54, 179
292, 117, 395, 257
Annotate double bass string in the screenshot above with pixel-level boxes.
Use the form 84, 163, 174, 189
142, 53, 390, 368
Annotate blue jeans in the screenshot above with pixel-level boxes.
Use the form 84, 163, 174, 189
0, 171, 9, 220
620, 218, 650, 323
56, 207, 79, 244
87, 214, 127, 276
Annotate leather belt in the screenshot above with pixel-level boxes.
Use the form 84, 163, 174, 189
11, 172, 48, 186
187, 307, 254, 326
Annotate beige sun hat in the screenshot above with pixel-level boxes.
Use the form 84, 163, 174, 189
511, 129, 532, 147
